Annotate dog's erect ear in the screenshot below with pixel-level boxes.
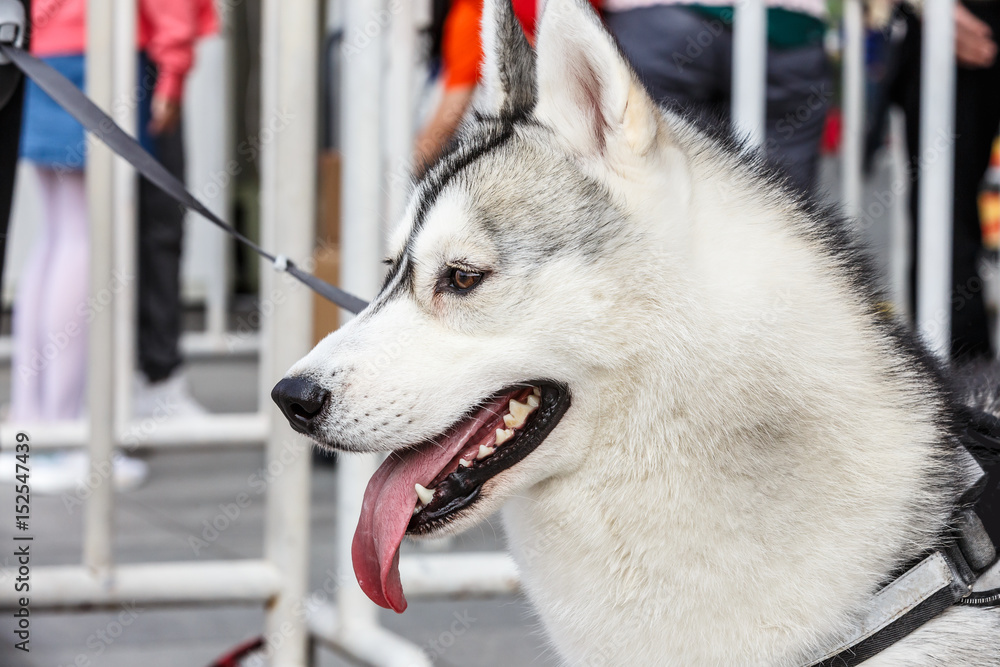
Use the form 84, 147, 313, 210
476, 0, 536, 116
534, 0, 659, 157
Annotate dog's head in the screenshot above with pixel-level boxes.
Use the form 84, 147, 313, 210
272, 0, 694, 612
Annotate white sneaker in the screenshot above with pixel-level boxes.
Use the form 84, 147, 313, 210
0, 450, 149, 494
133, 371, 208, 419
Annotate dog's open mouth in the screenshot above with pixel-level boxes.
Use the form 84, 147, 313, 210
351, 381, 570, 612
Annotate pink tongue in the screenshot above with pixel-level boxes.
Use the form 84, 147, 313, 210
351, 396, 509, 612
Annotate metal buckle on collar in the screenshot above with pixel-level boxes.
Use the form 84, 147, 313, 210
957, 506, 998, 572
0, 0, 25, 65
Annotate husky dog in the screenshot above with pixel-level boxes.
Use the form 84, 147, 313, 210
272, 0, 1000, 663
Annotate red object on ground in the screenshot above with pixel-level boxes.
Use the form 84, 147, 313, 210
207, 637, 265, 667
820, 106, 841, 155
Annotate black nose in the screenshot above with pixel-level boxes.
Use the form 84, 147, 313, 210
271, 377, 330, 433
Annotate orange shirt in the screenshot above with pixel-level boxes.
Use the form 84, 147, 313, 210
443, 0, 484, 90
442, 0, 604, 91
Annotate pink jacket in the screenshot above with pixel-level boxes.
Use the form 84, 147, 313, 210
29, 0, 219, 101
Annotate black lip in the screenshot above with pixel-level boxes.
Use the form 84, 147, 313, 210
286, 417, 311, 435
406, 381, 571, 535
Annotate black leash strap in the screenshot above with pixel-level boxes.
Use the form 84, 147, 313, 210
0, 42, 369, 315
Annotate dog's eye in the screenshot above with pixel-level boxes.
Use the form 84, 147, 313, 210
448, 268, 483, 292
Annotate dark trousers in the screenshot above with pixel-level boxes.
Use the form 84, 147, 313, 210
604, 5, 832, 192
0, 72, 24, 303
0, 0, 29, 314
890, 4, 1000, 361
138, 122, 185, 382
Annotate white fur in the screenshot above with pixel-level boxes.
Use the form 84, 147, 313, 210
282, 0, 1000, 663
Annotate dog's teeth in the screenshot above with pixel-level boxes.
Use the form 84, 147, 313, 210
459, 458, 472, 468
527, 394, 540, 408
413, 504, 421, 515
505, 399, 533, 428
414, 483, 435, 505
533, 387, 541, 397
495, 428, 513, 445
477, 445, 495, 460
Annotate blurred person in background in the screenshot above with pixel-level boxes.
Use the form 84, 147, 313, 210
878, 2, 1000, 361
603, 0, 831, 192
132, 0, 217, 417
415, 0, 602, 173
5, 0, 214, 493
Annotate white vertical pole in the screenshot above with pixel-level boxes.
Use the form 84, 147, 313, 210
205, 29, 232, 348
339, 0, 384, 637
83, 0, 116, 575
204, 232, 230, 345
385, 0, 416, 229
917, 0, 956, 356
889, 109, 911, 315
731, 0, 767, 147
112, 0, 137, 437
260, 0, 318, 664
842, 0, 865, 219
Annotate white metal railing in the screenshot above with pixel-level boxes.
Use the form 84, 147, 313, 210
83, 0, 117, 581
917, 0, 957, 356
111, 0, 138, 461
842, 0, 865, 219
732, 0, 767, 146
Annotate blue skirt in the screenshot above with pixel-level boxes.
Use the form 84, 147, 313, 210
20, 53, 155, 169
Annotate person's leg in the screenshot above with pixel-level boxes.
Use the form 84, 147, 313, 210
604, 6, 729, 118
762, 43, 832, 192
10, 168, 59, 421
137, 121, 185, 383
37, 170, 89, 419
948, 3, 1000, 360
